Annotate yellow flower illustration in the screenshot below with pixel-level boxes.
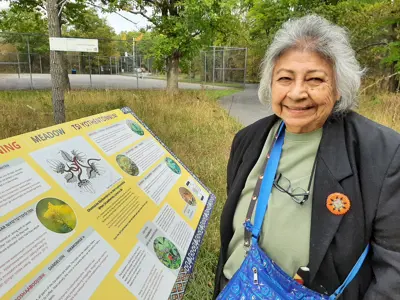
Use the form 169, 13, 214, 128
43, 202, 76, 231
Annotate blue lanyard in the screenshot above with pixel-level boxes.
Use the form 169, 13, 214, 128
252, 122, 285, 242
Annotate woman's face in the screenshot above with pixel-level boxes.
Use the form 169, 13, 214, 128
271, 49, 339, 133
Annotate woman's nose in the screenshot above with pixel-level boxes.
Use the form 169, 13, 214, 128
287, 80, 308, 101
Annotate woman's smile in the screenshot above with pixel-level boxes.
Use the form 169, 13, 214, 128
271, 49, 339, 133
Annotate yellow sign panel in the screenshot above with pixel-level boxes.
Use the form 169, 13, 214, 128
0, 107, 215, 300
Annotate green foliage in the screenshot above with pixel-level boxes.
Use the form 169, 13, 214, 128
0, 6, 48, 53
64, 9, 118, 57
228, 0, 400, 83
102, 0, 233, 60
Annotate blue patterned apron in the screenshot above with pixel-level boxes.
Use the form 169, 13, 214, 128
217, 122, 369, 300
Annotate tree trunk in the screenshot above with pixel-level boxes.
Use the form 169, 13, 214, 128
62, 54, 71, 91
58, 7, 70, 91
388, 61, 399, 92
47, 0, 66, 124
166, 51, 179, 92
388, 13, 399, 93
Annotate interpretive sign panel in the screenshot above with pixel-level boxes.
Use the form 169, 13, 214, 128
0, 107, 215, 300
49, 37, 99, 52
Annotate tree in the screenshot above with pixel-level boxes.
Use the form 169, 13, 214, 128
101, 0, 228, 92
47, 0, 66, 124
0, 6, 49, 53
7, 0, 81, 91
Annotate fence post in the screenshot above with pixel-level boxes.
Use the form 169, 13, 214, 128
243, 47, 248, 88
16, 52, 21, 79
204, 51, 207, 82
98, 56, 100, 74
212, 46, 215, 84
78, 54, 81, 73
133, 39, 138, 88
26, 37, 33, 89
222, 48, 225, 83
39, 55, 43, 74
89, 55, 92, 88
110, 57, 112, 75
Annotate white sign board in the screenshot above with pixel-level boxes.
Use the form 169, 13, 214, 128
49, 37, 98, 52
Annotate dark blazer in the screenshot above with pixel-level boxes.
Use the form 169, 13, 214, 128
213, 111, 400, 299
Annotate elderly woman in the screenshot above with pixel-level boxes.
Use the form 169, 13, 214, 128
213, 15, 400, 300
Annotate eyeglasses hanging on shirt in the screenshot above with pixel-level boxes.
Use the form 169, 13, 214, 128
273, 154, 318, 205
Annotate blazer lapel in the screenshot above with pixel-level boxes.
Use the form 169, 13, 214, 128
308, 116, 353, 282
221, 115, 278, 250
229, 115, 279, 198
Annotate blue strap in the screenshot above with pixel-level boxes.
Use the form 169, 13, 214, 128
252, 122, 285, 241
329, 244, 370, 299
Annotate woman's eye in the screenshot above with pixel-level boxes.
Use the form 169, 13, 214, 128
278, 77, 291, 81
308, 78, 323, 83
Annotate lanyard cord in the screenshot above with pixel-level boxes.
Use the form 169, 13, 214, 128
244, 121, 285, 249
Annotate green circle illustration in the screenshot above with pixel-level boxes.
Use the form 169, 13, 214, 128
36, 198, 77, 234
165, 157, 181, 174
127, 120, 144, 136
116, 154, 139, 176
153, 237, 182, 270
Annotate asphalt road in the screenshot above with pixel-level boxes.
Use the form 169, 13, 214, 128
0, 74, 229, 91
218, 84, 273, 126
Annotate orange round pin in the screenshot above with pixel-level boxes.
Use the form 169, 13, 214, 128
326, 193, 351, 215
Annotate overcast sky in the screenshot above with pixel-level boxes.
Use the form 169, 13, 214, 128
0, 2, 149, 33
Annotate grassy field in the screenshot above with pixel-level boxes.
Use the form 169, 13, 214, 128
0, 89, 398, 299
358, 92, 400, 132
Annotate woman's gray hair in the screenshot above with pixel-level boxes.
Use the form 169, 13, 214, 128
258, 15, 364, 113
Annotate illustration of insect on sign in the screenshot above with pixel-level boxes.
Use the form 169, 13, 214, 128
0, 107, 215, 300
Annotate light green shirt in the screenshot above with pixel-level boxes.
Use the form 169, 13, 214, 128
223, 122, 323, 279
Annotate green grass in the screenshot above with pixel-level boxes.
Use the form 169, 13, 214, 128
358, 92, 400, 132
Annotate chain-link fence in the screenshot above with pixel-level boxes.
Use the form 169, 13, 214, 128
0, 32, 159, 89
0, 32, 248, 89
200, 46, 247, 86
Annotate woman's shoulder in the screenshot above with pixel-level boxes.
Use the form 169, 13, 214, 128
233, 114, 279, 145
344, 111, 400, 148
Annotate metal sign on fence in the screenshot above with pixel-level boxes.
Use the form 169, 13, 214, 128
49, 37, 99, 53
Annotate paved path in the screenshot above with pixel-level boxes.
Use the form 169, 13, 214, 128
0, 74, 228, 91
218, 84, 273, 126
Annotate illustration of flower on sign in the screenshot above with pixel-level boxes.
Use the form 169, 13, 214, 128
116, 154, 139, 176
36, 198, 77, 234
153, 237, 182, 270
47, 150, 104, 193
